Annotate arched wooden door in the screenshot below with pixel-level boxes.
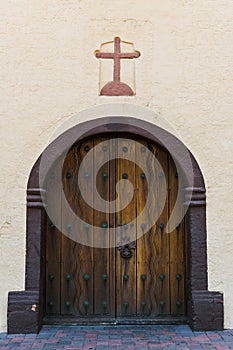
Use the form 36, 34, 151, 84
44, 134, 187, 324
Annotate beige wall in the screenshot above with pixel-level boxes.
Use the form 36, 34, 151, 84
0, 0, 233, 331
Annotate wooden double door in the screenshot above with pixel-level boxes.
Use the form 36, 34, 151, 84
45, 134, 186, 323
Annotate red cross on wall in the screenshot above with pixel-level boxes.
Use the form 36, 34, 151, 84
95, 37, 140, 96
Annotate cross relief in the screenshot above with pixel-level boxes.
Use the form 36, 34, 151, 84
95, 37, 140, 96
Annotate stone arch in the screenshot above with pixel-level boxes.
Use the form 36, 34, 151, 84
7, 116, 223, 333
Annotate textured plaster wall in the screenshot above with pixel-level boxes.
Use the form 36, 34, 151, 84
0, 0, 233, 331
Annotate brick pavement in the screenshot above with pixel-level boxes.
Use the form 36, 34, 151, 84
0, 325, 233, 349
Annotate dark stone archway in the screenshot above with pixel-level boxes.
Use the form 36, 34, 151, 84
7, 117, 223, 333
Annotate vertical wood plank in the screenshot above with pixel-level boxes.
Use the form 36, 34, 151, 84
109, 138, 116, 318
45, 159, 62, 315
61, 139, 94, 316
149, 141, 170, 315
136, 140, 170, 317
169, 158, 186, 315
116, 138, 137, 317
135, 139, 151, 317
93, 137, 113, 317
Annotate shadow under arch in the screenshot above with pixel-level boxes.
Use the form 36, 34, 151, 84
7, 116, 223, 333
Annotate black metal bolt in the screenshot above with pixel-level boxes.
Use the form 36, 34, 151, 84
123, 301, 129, 308
122, 173, 128, 179
84, 223, 90, 230
141, 274, 147, 281
84, 172, 89, 178
176, 223, 180, 230
84, 145, 90, 152
141, 223, 146, 230
102, 274, 108, 281
48, 274, 54, 281
102, 301, 107, 308
83, 273, 90, 281
101, 222, 108, 229
123, 274, 129, 281
159, 274, 165, 281
102, 146, 107, 152
67, 223, 71, 230
48, 301, 54, 307
160, 301, 166, 308
65, 300, 71, 307
141, 301, 146, 307
176, 300, 182, 307
65, 273, 71, 281
141, 146, 146, 152
140, 173, 146, 179
49, 223, 55, 230
66, 172, 72, 179
176, 273, 182, 281
122, 146, 128, 152
159, 223, 164, 230
102, 172, 108, 179
83, 300, 89, 308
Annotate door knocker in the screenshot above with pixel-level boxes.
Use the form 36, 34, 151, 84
117, 241, 136, 259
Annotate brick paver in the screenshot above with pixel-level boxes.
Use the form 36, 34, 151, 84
0, 325, 233, 349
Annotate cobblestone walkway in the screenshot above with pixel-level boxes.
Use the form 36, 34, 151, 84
0, 325, 233, 349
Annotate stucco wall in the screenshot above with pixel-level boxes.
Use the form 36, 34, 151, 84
0, 0, 233, 331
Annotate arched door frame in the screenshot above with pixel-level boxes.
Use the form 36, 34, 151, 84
7, 116, 223, 333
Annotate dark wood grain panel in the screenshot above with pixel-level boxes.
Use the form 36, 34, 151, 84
148, 141, 170, 315
169, 157, 186, 315
61, 139, 94, 316
116, 138, 137, 317
108, 139, 116, 317
135, 139, 153, 317
93, 137, 113, 317
45, 159, 62, 315
61, 144, 78, 316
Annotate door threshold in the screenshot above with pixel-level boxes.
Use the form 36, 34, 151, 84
43, 317, 118, 326
43, 316, 188, 326
115, 317, 188, 325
